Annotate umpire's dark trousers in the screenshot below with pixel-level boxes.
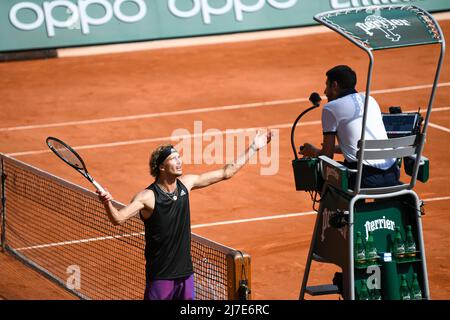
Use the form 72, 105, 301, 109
344, 160, 400, 189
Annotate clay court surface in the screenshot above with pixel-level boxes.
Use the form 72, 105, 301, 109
1, 17, 450, 300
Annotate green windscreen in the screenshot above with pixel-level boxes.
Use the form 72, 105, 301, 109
314, 5, 442, 50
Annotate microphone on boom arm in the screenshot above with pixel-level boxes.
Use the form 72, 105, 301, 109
295, 92, 322, 153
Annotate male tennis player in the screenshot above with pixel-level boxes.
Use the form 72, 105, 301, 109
97, 129, 272, 300
299, 65, 399, 188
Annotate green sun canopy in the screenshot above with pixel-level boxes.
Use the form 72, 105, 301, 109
314, 5, 443, 50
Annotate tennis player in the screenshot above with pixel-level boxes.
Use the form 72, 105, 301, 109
97, 129, 272, 300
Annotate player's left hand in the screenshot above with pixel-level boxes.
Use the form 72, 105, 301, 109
252, 129, 273, 151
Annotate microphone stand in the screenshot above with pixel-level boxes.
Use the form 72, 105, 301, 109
291, 95, 321, 160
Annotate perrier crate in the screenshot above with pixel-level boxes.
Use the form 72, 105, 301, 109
353, 195, 425, 300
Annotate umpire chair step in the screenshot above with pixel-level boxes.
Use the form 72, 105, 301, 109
305, 284, 340, 296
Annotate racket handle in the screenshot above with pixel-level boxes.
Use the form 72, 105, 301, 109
92, 180, 106, 194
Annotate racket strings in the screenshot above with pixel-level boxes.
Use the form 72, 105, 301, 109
48, 140, 85, 171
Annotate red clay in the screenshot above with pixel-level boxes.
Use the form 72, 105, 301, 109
0, 19, 449, 300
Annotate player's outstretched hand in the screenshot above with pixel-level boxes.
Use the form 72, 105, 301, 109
252, 129, 273, 151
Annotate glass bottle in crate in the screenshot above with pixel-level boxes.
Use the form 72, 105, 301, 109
405, 225, 417, 258
393, 227, 405, 260
411, 273, 422, 300
355, 231, 366, 266
365, 231, 378, 264
400, 274, 411, 300
371, 288, 382, 300
358, 280, 370, 300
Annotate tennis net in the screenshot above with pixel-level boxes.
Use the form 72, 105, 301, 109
0, 154, 251, 300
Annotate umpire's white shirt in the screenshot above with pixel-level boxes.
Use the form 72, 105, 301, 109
322, 93, 395, 170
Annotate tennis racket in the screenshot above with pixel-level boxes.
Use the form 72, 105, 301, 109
46, 137, 106, 194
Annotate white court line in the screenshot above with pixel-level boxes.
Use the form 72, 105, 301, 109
58, 25, 331, 58
423, 196, 450, 202
14, 195, 450, 252
191, 211, 316, 229
5, 121, 320, 157
14, 232, 145, 251
7, 105, 450, 157
57, 11, 450, 58
191, 195, 450, 229
1, 82, 450, 132
425, 106, 450, 112
428, 122, 450, 133
0, 98, 309, 132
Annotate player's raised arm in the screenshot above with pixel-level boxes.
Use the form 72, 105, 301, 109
181, 129, 272, 191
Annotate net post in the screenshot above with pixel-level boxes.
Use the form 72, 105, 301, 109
1, 155, 6, 252
226, 251, 251, 300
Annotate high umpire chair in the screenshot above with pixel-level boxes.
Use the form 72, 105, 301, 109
295, 5, 446, 300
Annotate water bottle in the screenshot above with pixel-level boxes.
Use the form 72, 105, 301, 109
411, 273, 422, 300
400, 274, 411, 300
355, 231, 366, 266
365, 231, 378, 264
405, 225, 417, 258
393, 227, 405, 260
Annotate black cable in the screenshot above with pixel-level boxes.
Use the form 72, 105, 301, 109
402, 200, 426, 216
236, 250, 250, 300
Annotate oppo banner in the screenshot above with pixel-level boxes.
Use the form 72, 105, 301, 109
1, 0, 449, 52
